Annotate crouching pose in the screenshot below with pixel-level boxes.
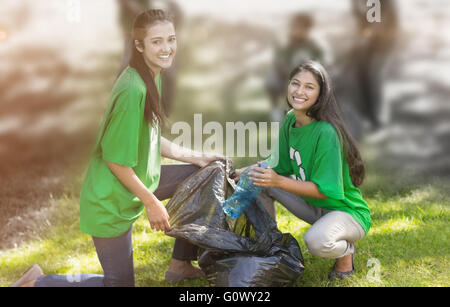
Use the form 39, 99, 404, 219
237, 61, 372, 280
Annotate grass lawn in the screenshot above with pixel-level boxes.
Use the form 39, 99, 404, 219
0, 166, 449, 287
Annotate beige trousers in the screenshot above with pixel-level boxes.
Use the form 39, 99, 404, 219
258, 187, 365, 259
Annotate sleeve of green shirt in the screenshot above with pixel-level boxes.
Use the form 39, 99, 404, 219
101, 87, 145, 167
268, 113, 293, 176
310, 128, 345, 200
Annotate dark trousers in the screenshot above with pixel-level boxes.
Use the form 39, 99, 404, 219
154, 164, 200, 261
35, 227, 135, 287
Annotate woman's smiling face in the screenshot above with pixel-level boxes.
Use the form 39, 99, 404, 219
138, 21, 177, 76
287, 70, 321, 113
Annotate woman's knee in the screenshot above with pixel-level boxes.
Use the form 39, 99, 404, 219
304, 230, 337, 259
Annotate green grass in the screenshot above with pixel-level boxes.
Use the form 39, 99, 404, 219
1, 172, 449, 287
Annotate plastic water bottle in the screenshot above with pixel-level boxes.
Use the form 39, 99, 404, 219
222, 161, 269, 218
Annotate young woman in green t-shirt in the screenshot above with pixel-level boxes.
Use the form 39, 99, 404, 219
236, 61, 371, 280
11, 9, 223, 287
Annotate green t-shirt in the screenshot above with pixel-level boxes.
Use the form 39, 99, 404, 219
80, 66, 162, 238
267, 111, 372, 234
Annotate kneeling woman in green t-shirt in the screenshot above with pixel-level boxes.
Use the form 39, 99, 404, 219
237, 61, 372, 280
11, 10, 223, 287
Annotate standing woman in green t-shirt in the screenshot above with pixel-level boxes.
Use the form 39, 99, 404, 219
11, 9, 222, 287
236, 61, 371, 280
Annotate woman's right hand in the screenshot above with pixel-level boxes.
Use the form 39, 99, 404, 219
145, 199, 171, 232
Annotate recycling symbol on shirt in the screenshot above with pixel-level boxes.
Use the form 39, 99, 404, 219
290, 147, 306, 182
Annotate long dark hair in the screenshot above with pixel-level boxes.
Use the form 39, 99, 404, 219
288, 61, 365, 187
129, 9, 173, 126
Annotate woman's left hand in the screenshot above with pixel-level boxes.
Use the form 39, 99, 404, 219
196, 153, 226, 168
248, 166, 281, 188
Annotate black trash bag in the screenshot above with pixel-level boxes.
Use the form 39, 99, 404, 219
165, 160, 304, 287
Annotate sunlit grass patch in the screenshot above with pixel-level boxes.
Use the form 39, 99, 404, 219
370, 216, 421, 234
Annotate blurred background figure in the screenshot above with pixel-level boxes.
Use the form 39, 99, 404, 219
117, 0, 183, 117
349, 0, 399, 131
265, 12, 324, 122
117, 0, 152, 74
352, 0, 398, 132
331, 0, 399, 140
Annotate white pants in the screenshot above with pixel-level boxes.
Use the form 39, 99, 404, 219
259, 187, 366, 259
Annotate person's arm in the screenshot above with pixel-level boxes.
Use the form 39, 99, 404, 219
248, 166, 327, 200
105, 161, 170, 231
161, 136, 225, 168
